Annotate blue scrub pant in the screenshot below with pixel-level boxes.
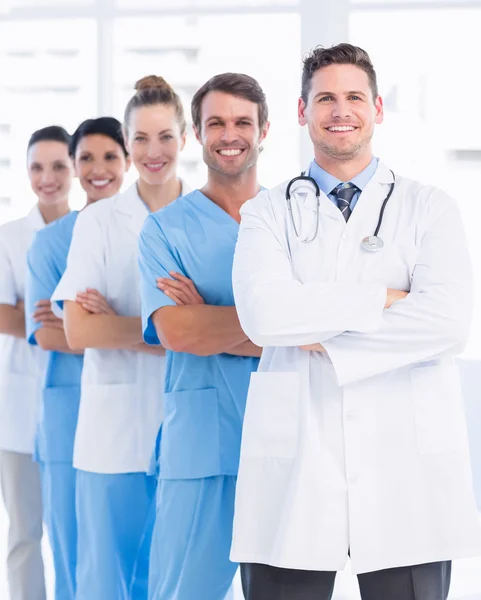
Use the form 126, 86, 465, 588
39, 462, 77, 600
76, 470, 157, 600
148, 475, 238, 600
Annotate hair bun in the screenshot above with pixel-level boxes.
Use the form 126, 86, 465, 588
134, 75, 172, 92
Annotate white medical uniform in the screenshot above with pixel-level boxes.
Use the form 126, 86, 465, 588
52, 183, 168, 474
231, 162, 481, 575
0, 205, 47, 600
0, 205, 47, 453
51, 183, 172, 600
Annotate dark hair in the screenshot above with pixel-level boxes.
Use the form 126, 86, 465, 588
124, 75, 186, 135
302, 43, 378, 103
27, 125, 71, 151
70, 117, 128, 158
191, 73, 268, 132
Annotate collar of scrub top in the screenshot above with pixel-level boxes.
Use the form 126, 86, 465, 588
308, 156, 379, 213
116, 179, 191, 236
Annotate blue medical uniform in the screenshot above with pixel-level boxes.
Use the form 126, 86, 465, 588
25, 211, 82, 600
75, 469, 156, 600
139, 190, 260, 600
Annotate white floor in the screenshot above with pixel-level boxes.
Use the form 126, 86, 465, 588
1, 502, 481, 600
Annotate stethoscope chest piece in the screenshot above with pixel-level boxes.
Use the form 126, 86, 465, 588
361, 235, 384, 252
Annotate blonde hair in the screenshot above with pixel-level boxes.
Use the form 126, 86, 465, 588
124, 75, 186, 135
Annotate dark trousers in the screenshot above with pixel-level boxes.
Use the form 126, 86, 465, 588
241, 561, 451, 600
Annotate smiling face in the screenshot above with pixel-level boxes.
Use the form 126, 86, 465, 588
194, 91, 269, 179
125, 104, 185, 186
74, 133, 129, 202
27, 140, 74, 206
298, 63, 383, 165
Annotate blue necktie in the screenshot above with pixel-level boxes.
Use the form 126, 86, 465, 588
332, 182, 358, 222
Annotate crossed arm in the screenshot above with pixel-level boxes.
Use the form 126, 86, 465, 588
54, 274, 259, 358
153, 273, 404, 357
0, 300, 26, 338
32, 300, 82, 354
153, 272, 262, 358
35, 276, 401, 358
231, 190, 471, 388
62, 290, 164, 356
30, 296, 141, 355
299, 288, 407, 352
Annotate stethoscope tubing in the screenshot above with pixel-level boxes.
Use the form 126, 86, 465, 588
285, 171, 396, 245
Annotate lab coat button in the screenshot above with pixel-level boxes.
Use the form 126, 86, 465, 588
346, 411, 356, 422
341, 232, 348, 240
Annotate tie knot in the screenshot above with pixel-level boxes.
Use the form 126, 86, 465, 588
332, 182, 358, 204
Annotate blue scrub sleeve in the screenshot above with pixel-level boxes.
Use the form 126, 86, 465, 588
25, 231, 60, 345
138, 213, 180, 345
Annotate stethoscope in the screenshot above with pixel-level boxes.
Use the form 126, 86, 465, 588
285, 172, 396, 252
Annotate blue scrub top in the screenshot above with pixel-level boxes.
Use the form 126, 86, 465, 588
139, 190, 260, 480
26, 211, 83, 462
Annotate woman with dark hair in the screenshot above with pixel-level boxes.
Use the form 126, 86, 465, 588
52, 77, 189, 599
69, 116, 130, 204
0, 125, 73, 600
24, 116, 129, 600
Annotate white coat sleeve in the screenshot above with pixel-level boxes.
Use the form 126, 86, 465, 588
322, 191, 472, 386
232, 192, 387, 347
51, 206, 106, 304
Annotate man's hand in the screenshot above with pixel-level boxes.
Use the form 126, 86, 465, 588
299, 343, 326, 352
76, 289, 117, 315
33, 299, 64, 330
385, 289, 408, 309
157, 272, 205, 306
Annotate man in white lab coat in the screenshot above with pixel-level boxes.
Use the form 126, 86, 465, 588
231, 43, 481, 600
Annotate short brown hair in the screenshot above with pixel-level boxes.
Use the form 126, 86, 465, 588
124, 75, 186, 135
302, 43, 378, 103
191, 73, 268, 132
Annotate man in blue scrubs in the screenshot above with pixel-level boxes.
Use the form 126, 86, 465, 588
139, 73, 270, 600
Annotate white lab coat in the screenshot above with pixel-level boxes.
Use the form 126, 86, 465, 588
231, 162, 481, 574
52, 183, 183, 474
0, 206, 47, 454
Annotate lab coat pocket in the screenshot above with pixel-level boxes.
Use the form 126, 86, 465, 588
160, 388, 220, 479
410, 363, 467, 455
74, 383, 141, 473
241, 372, 300, 459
